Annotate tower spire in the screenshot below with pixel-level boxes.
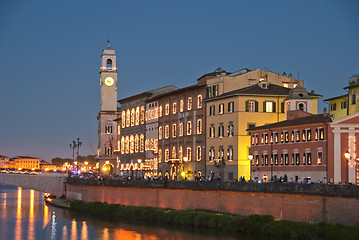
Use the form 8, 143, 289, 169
107, 38, 110, 49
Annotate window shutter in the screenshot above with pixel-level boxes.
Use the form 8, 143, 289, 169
255, 101, 258, 112
273, 102, 276, 112
206, 87, 210, 97
263, 102, 266, 112
281, 102, 285, 113
245, 101, 249, 112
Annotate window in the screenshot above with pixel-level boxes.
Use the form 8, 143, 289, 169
135, 134, 139, 153
125, 136, 129, 153
228, 122, 234, 136
179, 122, 184, 136
341, 101, 347, 109
105, 146, 112, 156
121, 136, 125, 154
218, 147, 224, 160
197, 95, 202, 109
209, 148, 215, 161
154, 139, 158, 153
209, 105, 215, 115
264, 101, 276, 112
187, 97, 192, 110
316, 128, 324, 141
263, 133, 268, 144
218, 124, 224, 138
196, 146, 201, 161
159, 106, 163, 117
172, 124, 177, 138
180, 100, 184, 112
179, 146, 183, 160
317, 151, 323, 165
219, 104, 224, 114
121, 111, 126, 128
273, 132, 278, 143
295, 153, 300, 165
172, 147, 177, 159
126, 109, 130, 127
294, 130, 300, 142
331, 103, 337, 111
255, 155, 259, 166
141, 106, 145, 124
173, 102, 177, 114
158, 126, 163, 140
352, 94, 356, 105
186, 121, 192, 135
158, 149, 162, 163
227, 147, 233, 161
186, 147, 192, 161
140, 134, 144, 152
165, 104, 170, 115
264, 154, 268, 165
209, 125, 215, 138
274, 154, 278, 165
228, 102, 234, 112
284, 153, 289, 165
165, 149, 169, 162
281, 102, 285, 113
283, 131, 289, 143
134, 107, 139, 126
206, 85, 218, 97
197, 119, 202, 134
131, 108, 135, 126
130, 135, 134, 153
247, 123, 255, 136
165, 125, 169, 139
246, 100, 258, 112
105, 121, 112, 133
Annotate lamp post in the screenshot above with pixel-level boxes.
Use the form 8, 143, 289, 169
69, 138, 82, 160
137, 159, 142, 178
248, 154, 253, 180
344, 150, 350, 184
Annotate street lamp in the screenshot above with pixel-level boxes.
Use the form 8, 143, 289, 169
344, 150, 351, 184
138, 159, 142, 178
248, 154, 254, 180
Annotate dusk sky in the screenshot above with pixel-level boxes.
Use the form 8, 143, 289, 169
0, 0, 358, 162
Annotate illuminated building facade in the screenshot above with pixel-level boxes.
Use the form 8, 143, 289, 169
204, 68, 318, 181
0, 155, 9, 169
153, 81, 206, 180
9, 156, 40, 170
117, 86, 178, 178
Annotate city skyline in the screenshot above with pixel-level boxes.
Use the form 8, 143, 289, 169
0, 0, 358, 161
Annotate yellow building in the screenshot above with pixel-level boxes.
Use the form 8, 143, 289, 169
204, 68, 320, 181
324, 95, 348, 120
346, 74, 359, 115
325, 74, 359, 119
9, 156, 40, 170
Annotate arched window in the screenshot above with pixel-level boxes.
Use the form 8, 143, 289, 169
197, 95, 202, 109
135, 134, 139, 153
135, 107, 140, 125
131, 108, 135, 126
125, 136, 129, 154
140, 134, 144, 152
197, 119, 202, 134
106, 59, 112, 69
130, 135, 134, 153
121, 111, 126, 128
141, 106, 145, 124
297, 102, 306, 111
126, 109, 130, 127
172, 147, 177, 159
105, 121, 113, 133
121, 137, 125, 154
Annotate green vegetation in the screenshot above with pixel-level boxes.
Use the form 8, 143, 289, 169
51, 155, 96, 166
70, 200, 359, 240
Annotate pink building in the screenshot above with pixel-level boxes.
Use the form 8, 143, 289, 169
249, 110, 331, 182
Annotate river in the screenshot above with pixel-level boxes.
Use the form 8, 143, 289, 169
0, 185, 271, 240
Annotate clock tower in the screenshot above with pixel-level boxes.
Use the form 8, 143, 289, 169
97, 41, 119, 174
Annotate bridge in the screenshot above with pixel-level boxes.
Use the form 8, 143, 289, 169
0, 172, 66, 197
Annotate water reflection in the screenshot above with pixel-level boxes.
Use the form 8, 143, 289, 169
0, 185, 271, 240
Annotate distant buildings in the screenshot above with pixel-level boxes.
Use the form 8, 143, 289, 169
9, 156, 40, 171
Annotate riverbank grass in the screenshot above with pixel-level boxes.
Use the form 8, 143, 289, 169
70, 200, 358, 240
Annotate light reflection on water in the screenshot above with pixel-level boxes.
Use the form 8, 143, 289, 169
0, 185, 258, 240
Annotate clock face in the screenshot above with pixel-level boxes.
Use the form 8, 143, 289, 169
104, 77, 114, 87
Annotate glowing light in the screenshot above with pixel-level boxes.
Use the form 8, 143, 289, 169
181, 172, 185, 177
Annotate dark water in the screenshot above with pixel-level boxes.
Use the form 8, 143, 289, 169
0, 185, 266, 240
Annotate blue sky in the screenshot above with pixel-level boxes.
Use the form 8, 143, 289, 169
0, 0, 358, 162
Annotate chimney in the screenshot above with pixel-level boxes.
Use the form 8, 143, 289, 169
323, 108, 327, 116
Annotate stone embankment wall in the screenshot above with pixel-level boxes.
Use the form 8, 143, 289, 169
66, 181, 359, 226
0, 173, 66, 196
